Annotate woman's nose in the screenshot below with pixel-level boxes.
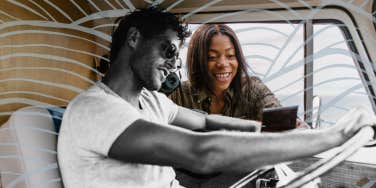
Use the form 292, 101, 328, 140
216, 56, 228, 67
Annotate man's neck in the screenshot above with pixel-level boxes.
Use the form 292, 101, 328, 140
102, 61, 142, 108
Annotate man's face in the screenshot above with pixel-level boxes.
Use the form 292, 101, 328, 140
131, 29, 181, 91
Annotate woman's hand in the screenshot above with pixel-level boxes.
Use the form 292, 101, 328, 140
205, 114, 262, 132
296, 118, 311, 129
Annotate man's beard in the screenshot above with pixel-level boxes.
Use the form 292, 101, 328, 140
130, 57, 160, 91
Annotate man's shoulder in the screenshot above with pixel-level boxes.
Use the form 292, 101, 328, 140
141, 89, 178, 121
69, 84, 104, 106
66, 84, 129, 116
142, 88, 174, 103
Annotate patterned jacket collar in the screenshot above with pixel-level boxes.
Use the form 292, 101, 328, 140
191, 85, 235, 104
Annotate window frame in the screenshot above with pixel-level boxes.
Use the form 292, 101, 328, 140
373, 1, 376, 31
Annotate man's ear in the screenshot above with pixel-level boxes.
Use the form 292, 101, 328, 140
126, 27, 141, 49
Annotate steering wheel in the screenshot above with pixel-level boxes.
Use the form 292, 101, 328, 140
230, 126, 376, 188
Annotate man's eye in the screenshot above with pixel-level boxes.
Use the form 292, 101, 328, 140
165, 44, 177, 59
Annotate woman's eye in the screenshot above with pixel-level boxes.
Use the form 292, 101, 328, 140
227, 55, 236, 59
208, 56, 217, 60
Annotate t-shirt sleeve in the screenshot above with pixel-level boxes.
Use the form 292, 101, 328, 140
65, 95, 141, 156
156, 92, 179, 123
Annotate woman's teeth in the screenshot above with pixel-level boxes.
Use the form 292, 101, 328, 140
215, 72, 231, 81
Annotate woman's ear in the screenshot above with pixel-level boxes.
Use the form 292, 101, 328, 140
126, 27, 141, 49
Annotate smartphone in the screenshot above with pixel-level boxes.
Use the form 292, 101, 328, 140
262, 105, 298, 132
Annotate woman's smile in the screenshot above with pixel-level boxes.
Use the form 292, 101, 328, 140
214, 72, 232, 82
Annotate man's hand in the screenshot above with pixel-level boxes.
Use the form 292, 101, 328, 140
331, 107, 376, 142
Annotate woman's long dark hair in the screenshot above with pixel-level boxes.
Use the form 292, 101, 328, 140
187, 24, 251, 100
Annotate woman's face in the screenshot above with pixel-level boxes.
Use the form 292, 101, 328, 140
207, 34, 239, 93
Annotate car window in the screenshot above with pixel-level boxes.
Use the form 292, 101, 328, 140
313, 24, 373, 128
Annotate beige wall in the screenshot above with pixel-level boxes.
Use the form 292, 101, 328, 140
0, 1, 106, 125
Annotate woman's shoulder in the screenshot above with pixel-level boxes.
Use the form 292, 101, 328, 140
248, 75, 263, 83
180, 80, 192, 88
244, 76, 271, 94
176, 80, 194, 94
169, 80, 197, 107
244, 76, 265, 88
169, 80, 193, 99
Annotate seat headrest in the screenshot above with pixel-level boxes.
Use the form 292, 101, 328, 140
46, 107, 66, 133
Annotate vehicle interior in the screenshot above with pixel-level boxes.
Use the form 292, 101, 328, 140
0, 0, 376, 187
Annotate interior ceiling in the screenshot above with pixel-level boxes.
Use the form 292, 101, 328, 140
82, 0, 317, 11
161, 0, 317, 13
90, 0, 370, 13
87, 0, 322, 14
0, 0, 372, 23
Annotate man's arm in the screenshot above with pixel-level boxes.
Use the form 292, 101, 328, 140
108, 118, 338, 174
172, 106, 261, 132
108, 107, 374, 174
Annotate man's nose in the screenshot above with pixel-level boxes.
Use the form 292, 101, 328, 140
165, 57, 178, 70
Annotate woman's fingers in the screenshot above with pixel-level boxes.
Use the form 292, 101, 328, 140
295, 118, 310, 129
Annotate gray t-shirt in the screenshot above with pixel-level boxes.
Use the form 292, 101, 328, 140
58, 82, 182, 188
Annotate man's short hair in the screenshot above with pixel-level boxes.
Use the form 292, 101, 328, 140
110, 8, 190, 63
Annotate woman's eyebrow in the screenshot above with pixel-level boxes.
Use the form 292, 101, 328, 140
209, 47, 234, 51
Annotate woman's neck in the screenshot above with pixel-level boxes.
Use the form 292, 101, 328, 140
211, 88, 226, 100
209, 89, 225, 114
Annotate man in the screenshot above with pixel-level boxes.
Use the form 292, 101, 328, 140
58, 8, 376, 188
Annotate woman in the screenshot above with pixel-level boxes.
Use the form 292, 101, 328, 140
170, 23, 308, 187
170, 24, 286, 123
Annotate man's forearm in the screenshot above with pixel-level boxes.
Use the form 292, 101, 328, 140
196, 128, 342, 173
